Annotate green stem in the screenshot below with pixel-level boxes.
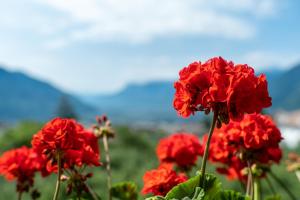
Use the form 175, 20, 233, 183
253, 178, 261, 200
246, 161, 254, 200
295, 171, 300, 183
85, 182, 100, 200
199, 109, 219, 187
18, 192, 22, 200
269, 170, 297, 200
53, 153, 62, 200
103, 134, 112, 200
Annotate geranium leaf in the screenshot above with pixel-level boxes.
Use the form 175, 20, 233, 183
110, 181, 138, 200
217, 190, 250, 200
164, 173, 221, 200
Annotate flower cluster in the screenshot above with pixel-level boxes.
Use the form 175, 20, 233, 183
0, 117, 101, 198
32, 117, 100, 172
0, 146, 41, 193
206, 114, 282, 181
156, 133, 202, 169
142, 133, 201, 196
173, 57, 272, 123
141, 164, 187, 196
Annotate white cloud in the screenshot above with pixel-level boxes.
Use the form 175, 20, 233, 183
31, 0, 278, 48
240, 51, 300, 71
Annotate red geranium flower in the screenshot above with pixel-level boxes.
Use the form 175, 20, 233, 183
206, 113, 283, 181
0, 146, 40, 193
173, 57, 272, 122
142, 166, 187, 196
32, 118, 100, 172
156, 133, 202, 169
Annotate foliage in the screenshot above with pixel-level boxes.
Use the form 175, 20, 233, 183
0, 121, 42, 152
159, 173, 248, 200
111, 181, 138, 200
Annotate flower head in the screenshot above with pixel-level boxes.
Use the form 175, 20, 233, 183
0, 146, 40, 192
206, 113, 282, 181
32, 118, 100, 172
173, 57, 271, 123
141, 165, 187, 196
156, 133, 202, 169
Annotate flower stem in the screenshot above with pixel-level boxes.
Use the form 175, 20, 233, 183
85, 182, 100, 200
246, 161, 254, 199
269, 170, 297, 200
53, 153, 62, 200
296, 171, 300, 183
18, 192, 22, 200
199, 109, 218, 187
253, 178, 261, 200
102, 134, 112, 200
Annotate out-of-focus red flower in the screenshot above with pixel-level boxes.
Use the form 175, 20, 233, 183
206, 113, 282, 181
32, 118, 100, 172
156, 133, 202, 169
142, 167, 187, 196
173, 57, 272, 122
216, 157, 246, 181
0, 146, 40, 192
241, 114, 282, 150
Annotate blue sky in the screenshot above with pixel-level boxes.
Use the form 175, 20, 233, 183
0, 0, 300, 94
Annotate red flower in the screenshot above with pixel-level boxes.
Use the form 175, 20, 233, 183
0, 146, 40, 192
206, 113, 282, 181
32, 118, 100, 172
241, 114, 282, 150
216, 157, 246, 181
156, 133, 202, 169
142, 167, 187, 196
173, 57, 271, 122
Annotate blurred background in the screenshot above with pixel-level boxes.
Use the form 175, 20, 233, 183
0, 0, 300, 199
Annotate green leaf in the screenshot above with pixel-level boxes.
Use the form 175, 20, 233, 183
217, 190, 250, 200
110, 181, 138, 200
164, 174, 221, 200
264, 195, 282, 200
145, 196, 166, 200
191, 187, 205, 200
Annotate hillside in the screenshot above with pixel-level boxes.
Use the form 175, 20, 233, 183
269, 63, 300, 110
81, 81, 181, 122
1, 62, 300, 123
82, 64, 300, 122
0, 67, 97, 122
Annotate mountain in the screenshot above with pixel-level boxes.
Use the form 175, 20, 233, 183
80, 81, 183, 123
82, 63, 300, 122
0, 67, 97, 122
268, 63, 300, 110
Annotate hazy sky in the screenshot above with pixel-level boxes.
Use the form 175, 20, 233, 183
0, 0, 300, 94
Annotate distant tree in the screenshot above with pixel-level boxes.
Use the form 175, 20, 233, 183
56, 95, 78, 119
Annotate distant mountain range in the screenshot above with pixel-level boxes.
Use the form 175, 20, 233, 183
269, 64, 300, 110
81, 63, 300, 122
1, 63, 300, 123
0, 67, 97, 123
80, 81, 180, 123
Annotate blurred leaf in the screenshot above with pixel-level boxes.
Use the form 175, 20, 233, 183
145, 196, 166, 200
264, 195, 282, 200
111, 181, 138, 200
218, 190, 250, 200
